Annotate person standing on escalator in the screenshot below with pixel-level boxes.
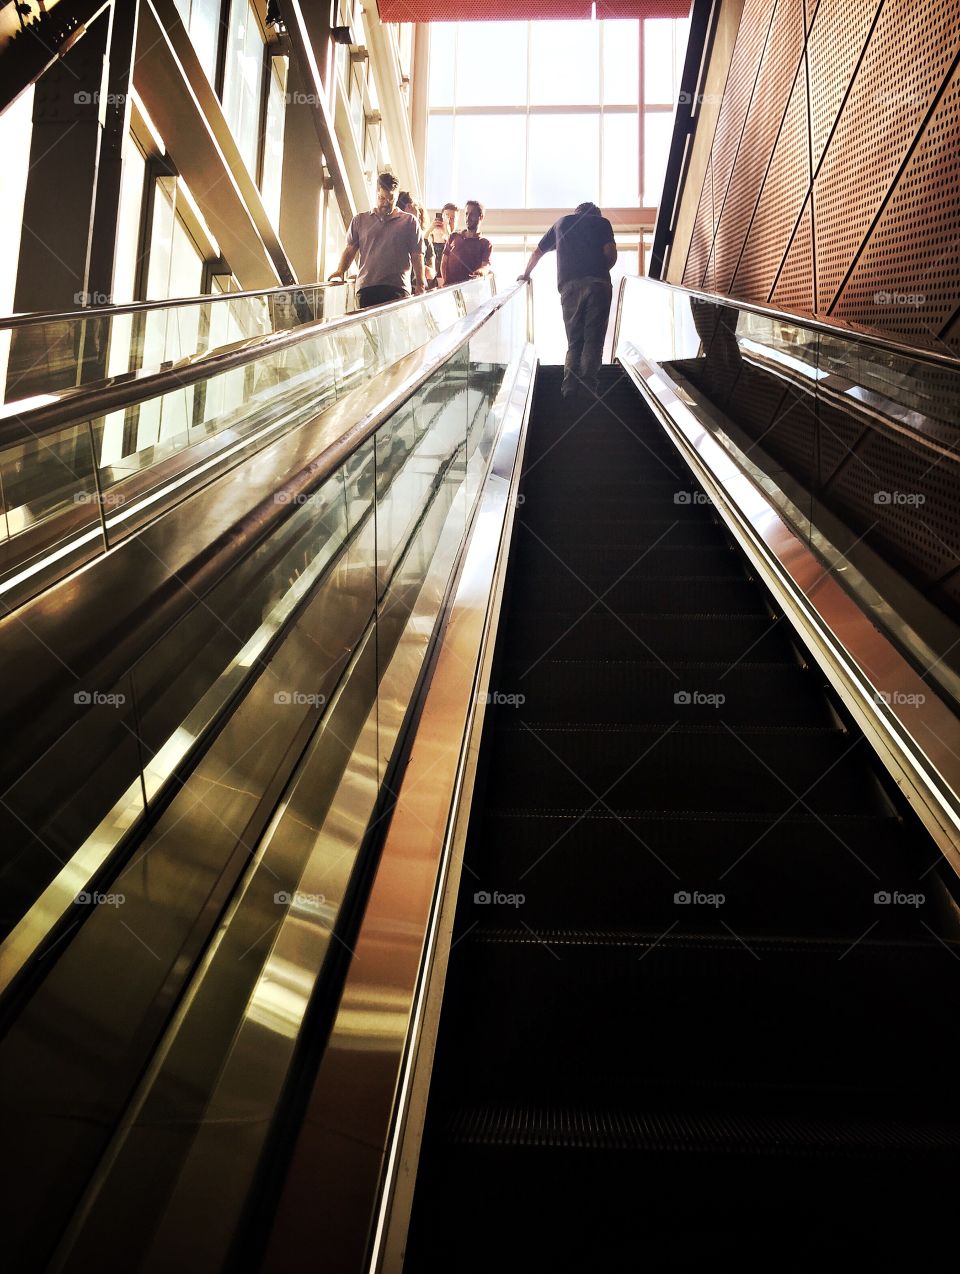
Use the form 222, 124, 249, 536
328, 172, 425, 309
440, 201, 492, 287
518, 202, 617, 401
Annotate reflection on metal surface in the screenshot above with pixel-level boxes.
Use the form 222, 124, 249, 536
616, 303, 960, 872
617, 276, 960, 682
0, 286, 522, 1000
0, 276, 501, 610
38, 291, 531, 1274
260, 342, 537, 1274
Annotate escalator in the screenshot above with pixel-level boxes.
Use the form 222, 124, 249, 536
0, 264, 958, 1273
404, 366, 960, 1271
0, 275, 530, 1272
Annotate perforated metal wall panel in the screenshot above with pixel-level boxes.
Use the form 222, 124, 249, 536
815, 0, 960, 311
700, 0, 775, 276
733, 58, 810, 301
682, 160, 715, 289
769, 198, 814, 312
832, 61, 960, 345
712, 0, 805, 292
677, 0, 960, 356
806, 0, 879, 173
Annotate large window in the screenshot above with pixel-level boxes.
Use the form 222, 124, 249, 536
222, 0, 266, 178
261, 55, 288, 224
174, 0, 223, 83
425, 17, 689, 213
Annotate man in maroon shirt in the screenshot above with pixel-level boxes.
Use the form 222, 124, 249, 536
440, 201, 492, 287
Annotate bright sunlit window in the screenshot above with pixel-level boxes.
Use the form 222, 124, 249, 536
425, 17, 689, 212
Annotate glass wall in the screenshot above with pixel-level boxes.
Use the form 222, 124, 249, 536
425, 17, 689, 214
222, 0, 266, 178
0, 85, 34, 323
173, 0, 223, 83
261, 55, 289, 223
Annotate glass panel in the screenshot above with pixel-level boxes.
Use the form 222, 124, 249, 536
429, 25, 455, 106
615, 276, 960, 704
145, 176, 177, 301
530, 21, 600, 106
376, 352, 468, 776
455, 115, 526, 207
426, 115, 455, 210
222, 0, 265, 177
602, 113, 639, 206
643, 110, 673, 205
602, 21, 639, 105
643, 18, 677, 105
456, 21, 527, 106
0, 284, 485, 601
177, 0, 222, 82
0, 289, 530, 1270
261, 56, 288, 225
528, 115, 600, 207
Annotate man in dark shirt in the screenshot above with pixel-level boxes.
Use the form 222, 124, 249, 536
519, 202, 617, 400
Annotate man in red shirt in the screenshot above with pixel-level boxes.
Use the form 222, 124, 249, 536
440, 201, 492, 287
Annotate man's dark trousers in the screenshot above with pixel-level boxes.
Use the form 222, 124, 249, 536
559, 275, 613, 398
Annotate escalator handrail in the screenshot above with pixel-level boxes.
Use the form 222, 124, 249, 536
626, 275, 960, 371
0, 279, 350, 329
0, 279, 497, 447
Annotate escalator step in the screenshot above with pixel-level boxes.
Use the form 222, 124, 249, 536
510, 540, 741, 583
444, 1102, 960, 1154
408, 1138, 951, 1273
508, 572, 763, 614
503, 612, 791, 661
440, 929, 960, 1100
482, 727, 882, 817
492, 662, 832, 726
516, 517, 723, 547
468, 808, 943, 934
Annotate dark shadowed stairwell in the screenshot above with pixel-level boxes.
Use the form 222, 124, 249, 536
404, 365, 960, 1272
